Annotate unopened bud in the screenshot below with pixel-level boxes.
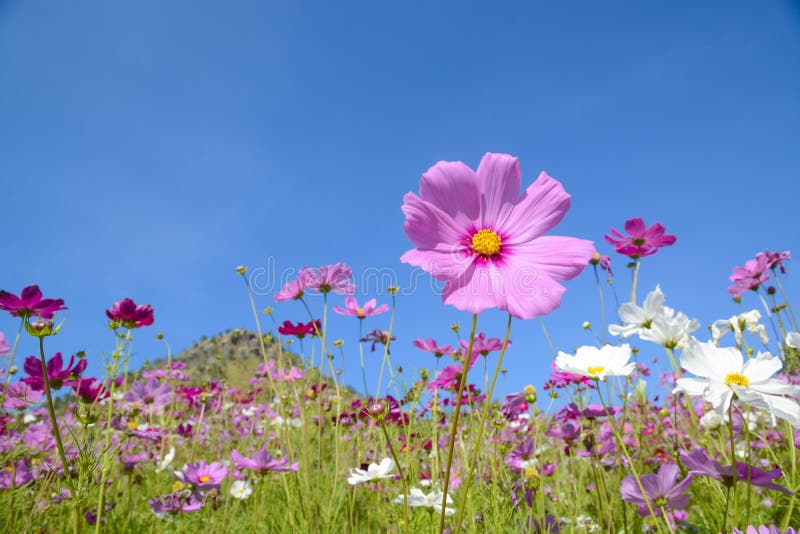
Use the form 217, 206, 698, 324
156, 332, 164, 340
367, 400, 387, 419
263, 307, 273, 315
333, 339, 344, 348
582, 321, 591, 330
236, 265, 247, 275
767, 286, 776, 295
387, 285, 399, 295
450, 323, 460, 333
524, 384, 537, 403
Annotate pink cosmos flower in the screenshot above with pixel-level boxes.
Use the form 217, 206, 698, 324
0, 285, 66, 319
620, 463, 692, 517
124, 378, 172, 415
275, 269, 314, 302
412, 338, 454, 357
22, 352, 87, 391
149, 490, 204, 514
605, 218, 676, 259
401, 152, 594, 319
106, 298, 154, 328
427, 351, 480, 392
333, 297, 389, 319
589, 252, 613, 276
304, 263, 356, 295
728, 254, 772, 299
2, 380, 44, 409
760, 249, 791, 274
174, 460, 227, 493
460, 332, 510, 356
231, 447, 299, 473
0, 332, 9, 356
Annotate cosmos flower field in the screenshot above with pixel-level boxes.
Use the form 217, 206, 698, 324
1, 153, 799, 533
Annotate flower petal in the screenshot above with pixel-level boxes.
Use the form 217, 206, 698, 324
500, 172, 571, 244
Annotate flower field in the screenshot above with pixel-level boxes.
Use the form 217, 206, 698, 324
1, 153, 798, 533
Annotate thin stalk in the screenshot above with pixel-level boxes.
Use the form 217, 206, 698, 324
453, 313, 512, 534
630, 260, 641, 304
379, 421, 410, 534
593, 265, 608, 345
375, 293, 397, 398
0, 320, 24, 409
538, 318, 555, 357
438, 314, 478, 534
38, 336, 69, 476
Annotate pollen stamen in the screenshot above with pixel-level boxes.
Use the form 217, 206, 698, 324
725, 373, 749, 388
471, 228, 502, 257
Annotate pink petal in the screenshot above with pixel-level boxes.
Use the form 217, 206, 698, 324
401, 193, 468, 250
475, 153, 521, 226
499, 172, 571, 244
419, 160, 480, 225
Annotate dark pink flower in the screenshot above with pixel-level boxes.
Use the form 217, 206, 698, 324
124, 378, 172, 415
22, 352, 87, 391
401, 152, 594, 319
333, 297, 388, 319
231, 447, 299, 473
427, 351, 480, 392
605, 218, 676, 259
0, 285, 66, 319
106, 298, 154, 328
278, 320, 320, 338
71, 377, 109, 404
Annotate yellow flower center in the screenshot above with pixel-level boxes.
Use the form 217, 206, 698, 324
5, 466, 13, 473
524, 465, 540, 482
172, 481, 185, 492
587, 365, 605, 377
725, 373, 749, 387
127, 421, 139, 430
471, 228, 502, 257
199, 475, 211, 483
356, 308, 364, 317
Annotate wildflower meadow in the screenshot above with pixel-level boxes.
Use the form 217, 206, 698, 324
1, 152, 799, 533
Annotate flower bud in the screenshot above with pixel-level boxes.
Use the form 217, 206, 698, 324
25, 318, 58, 337
236, 265, 247, 275
387, 285, 399, 295
263, 307, 273, 315
333, 339, 344, 348
523, 384, 537, 404
367, 399, 388, 419
582, 321, 591, 330
450, 323, 460, 333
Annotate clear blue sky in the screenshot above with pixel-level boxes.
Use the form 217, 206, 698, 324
1, 1, 799, 399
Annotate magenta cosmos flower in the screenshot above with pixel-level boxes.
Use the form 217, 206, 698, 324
333, 297, 388, 319
401, 153, 594, 319
278, 320, 321, 338
605, 218, 676, 259
0, 284, 66, 319
22, 352, 87, 391
106, 298, 154, 328
413, 338, 454, 357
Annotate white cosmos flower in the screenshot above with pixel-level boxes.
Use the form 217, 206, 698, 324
393, 488, 455, 515
347, 457, 395, 485
711, 310, 768, 346
639, 308, 700, 349
554, 344, 635, 381
786, 332, 800, 350
608, 286, 665, 338
155, 446, 176, 473
230, 480, 253, 500
673, 339, 800, 427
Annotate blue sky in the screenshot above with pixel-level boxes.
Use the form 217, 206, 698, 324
1, 1, 799, 400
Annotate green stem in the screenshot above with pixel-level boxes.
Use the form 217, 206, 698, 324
593, 265, 607, 345
380, 421, 410, 534
597, 386, 665, 534
38, 336, 70, 476
453, 314, 512, 534
375, 294, 397, 398
438, 314, 478, 534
